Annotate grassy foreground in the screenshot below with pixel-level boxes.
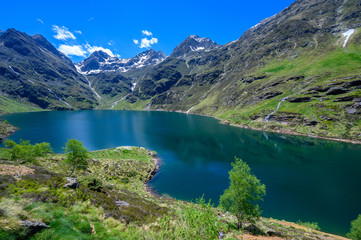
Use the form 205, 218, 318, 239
0, 145, 349, 239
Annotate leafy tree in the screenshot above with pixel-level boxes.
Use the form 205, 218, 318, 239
348, 214, 361, 240
63, 139, 89, 176
3, 139, 52, 163
219, 157, 266, 229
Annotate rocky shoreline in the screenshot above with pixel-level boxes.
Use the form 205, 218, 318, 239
0, 120, 17, 142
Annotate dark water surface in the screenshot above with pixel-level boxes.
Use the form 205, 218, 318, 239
2, 110, 361, 235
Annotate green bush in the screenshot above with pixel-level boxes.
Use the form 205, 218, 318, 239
3, 120, 8, 124
348, 214, 361, 240
78, 175, 103, 192
296, 220, 321, 230
3, 139, 52, 163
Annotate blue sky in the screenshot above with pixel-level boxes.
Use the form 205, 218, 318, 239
0, 0, 294, 62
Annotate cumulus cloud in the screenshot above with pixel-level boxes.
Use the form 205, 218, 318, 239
133, 39, 139, 45
58, 45, 87, 57
142, 30, 153, 36
84, 44, 115, 57
36, 19, 44, 24
139, 37, 158, 48
52, 25, 76, 41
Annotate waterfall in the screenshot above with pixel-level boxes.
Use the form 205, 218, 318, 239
186, 105, 196, 114
47, 88, 72, 108
110, 94, 128, 109
265, 97, 288, 123
83, 75, 102, 100
342, 29, 355, 48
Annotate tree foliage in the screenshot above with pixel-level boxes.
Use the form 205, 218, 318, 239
63, 139, 89, 176
348, 214, 361, 240
219, 157, 266, 229
2, 139, 52, 163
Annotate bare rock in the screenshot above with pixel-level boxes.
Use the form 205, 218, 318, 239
64, 177, 79, 189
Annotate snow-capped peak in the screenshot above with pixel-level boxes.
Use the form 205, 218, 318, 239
76, 49, 166, 75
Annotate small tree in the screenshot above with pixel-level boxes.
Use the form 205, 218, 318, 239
348, 214, 361, 240
219, 157, 266, 229
63, 139, 89, 176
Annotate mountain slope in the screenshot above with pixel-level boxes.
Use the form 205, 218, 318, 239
111, 0, 361, 142
0, 29, 97, 111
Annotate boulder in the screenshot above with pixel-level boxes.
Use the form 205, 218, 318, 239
115, 200, 129, 207
64, 177, 79, 189
287, 97, 312, 103
22, 220, 49, 235
325, 87, 349, 95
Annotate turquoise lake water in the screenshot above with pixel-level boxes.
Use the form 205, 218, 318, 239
2, 110, 361, 235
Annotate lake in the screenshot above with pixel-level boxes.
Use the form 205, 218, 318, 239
2, 110, 361, 235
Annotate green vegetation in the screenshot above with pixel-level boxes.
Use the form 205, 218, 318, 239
348, 214, 361, 240
1, 139, 52, 164
219, 157, 266, 229
63, 139, 89, 176
0, 141, 348, 239
296, 220, 321, 231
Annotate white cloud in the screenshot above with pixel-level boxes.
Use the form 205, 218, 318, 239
88, 17, 94, 21
142, 30, 153, 36
58, 45, 87, 57
133, 39, 139, 45
108, 40, 115, 46
52, 25, 76, 41
84, 44, 115, 57
74, 30, 82, 34
139, 37, 158, 48
36, 19, 44, 24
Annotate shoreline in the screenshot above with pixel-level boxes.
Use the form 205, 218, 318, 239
175, 109, 361, 145
144, 150, 161, 196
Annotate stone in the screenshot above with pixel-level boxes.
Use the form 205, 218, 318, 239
64, 177, 79, 189
325, 87, 349, 95
346, 108, 357, 114
287, 97, 312, 103
115, 200, 129, 207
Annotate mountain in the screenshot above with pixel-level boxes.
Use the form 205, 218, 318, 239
170, 35, 220, 58
112, 0, 361, 142
0, 28, 97, 110
1, 0, 361, 142
76, 49, 166, 75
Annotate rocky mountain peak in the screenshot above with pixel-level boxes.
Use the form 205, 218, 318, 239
76, 49, 166, 75
89, 50, 112, 61
170, 35, 219, 58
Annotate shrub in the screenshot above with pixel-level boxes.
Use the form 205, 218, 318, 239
296, 220, 321, 230
348, 214, 361, 240
3, 139, 53, 164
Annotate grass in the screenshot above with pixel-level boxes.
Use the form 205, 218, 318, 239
0, 96, 43, 114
